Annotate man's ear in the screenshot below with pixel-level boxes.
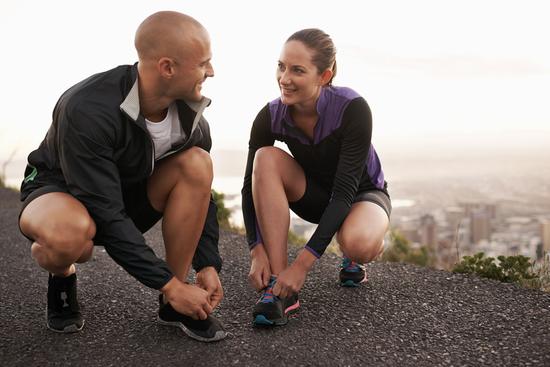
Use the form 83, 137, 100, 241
158, 57, 176, 79
319, 69, 333, 86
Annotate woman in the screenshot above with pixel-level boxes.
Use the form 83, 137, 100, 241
241, 29, 391, 326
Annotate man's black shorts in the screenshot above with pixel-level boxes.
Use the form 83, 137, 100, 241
19, 180, 162, 244
288, 176, 391, 224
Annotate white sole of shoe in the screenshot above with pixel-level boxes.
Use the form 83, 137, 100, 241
158, 318, 227, 342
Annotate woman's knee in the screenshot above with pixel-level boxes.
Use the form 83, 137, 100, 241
252, 147, 305, 200
338, 233, 384, 264
252, 146, 287, 175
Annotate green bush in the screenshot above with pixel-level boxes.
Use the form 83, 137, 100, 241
532, 254, 550, 292
381, 229, 433, 267
453, 252, 537, 284
288, 230, 307, 247
211, 190, 232, 230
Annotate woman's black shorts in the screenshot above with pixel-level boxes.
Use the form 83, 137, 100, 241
288, 176, 391, 224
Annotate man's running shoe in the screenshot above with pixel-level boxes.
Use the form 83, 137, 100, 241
47, 273, 84, 333
339, 257, 367, 287
158, 294, 227, 342
252, 276, 300, 326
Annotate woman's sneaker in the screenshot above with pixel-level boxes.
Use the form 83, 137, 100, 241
158, 294, 227, 342
339, 257, 367, 287
47, 273, 84, 333
252, 276, 300, 326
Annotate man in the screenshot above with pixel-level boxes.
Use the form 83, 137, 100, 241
18, 11, 226, 342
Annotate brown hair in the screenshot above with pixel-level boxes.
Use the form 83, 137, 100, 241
287, 28, 337, 85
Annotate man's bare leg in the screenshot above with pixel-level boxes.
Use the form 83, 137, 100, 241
148, 147, 227, 342
19, 192, 96, 275
147, 147, 213, 282
19, 191, 95, 332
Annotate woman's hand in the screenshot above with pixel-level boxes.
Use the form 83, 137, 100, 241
248, 244, 272, 291
272, 249, 317, 298
272, 263, 307, 298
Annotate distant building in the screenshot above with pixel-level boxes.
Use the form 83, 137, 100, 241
420, 214, 437, 248
397, 218, 420, 243
459, 201, 497, 219
470, 209, 491, 244
445, 206, 465, 233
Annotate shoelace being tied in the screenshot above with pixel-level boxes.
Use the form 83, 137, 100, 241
259, 277, 277, 304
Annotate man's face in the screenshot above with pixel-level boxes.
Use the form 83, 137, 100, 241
172, 32, 214, 102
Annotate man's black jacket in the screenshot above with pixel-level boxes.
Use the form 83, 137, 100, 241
22, 64, 222, 289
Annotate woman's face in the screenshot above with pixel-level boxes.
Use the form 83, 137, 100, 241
276, 40, 325, 107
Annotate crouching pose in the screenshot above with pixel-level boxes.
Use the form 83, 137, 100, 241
18, 11, 226, 342
241, 29, 391, 326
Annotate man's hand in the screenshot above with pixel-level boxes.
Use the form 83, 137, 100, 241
196, 266, 224, 310
248, 244, 271, 291
272, 249, 316, 298
161, 277, 212, 320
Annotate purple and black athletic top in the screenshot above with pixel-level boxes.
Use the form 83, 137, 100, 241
241, 86, 388, 258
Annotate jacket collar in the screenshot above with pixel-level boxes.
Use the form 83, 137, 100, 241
119, 69, 212, 132
120, 76, 141, 121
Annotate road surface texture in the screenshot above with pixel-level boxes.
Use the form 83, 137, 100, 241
1, 188, 549, 366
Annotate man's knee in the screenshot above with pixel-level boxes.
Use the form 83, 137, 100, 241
36, 214, 96, 261
173, 147, 213, 188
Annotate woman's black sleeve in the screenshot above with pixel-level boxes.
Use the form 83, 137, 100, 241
303, 97, 372, 258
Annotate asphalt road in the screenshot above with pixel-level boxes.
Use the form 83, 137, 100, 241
1, 188, 549, 366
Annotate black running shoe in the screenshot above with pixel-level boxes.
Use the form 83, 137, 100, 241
47, 273, 84, 333
252, 276, 300, 326
339, 257, 367, 287
158, 294, 227, 342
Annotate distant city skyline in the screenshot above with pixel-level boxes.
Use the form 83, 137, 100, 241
1, 0, 550, 166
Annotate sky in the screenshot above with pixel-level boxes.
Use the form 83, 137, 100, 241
1, 0, 549, 175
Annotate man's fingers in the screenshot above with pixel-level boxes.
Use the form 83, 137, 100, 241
204, 301, 213, 315
205, 286, 215, 297
197, 309, 208, 320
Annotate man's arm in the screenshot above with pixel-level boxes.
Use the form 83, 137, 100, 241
192, 195, 222, 273
59, 106, 173, 290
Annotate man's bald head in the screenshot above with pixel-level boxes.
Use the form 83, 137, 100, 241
135, 11, 207, 62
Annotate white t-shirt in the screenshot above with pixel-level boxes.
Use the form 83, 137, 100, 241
145, 103, 186, 160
